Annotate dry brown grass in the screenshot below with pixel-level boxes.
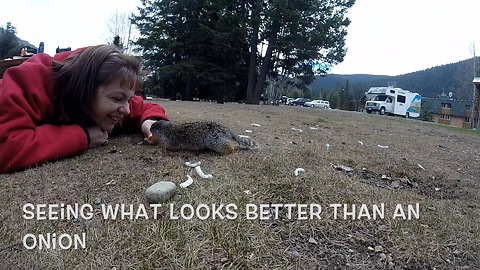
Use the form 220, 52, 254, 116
1, 100, 479, 269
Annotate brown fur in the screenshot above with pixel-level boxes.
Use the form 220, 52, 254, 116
149, 120, 259, 154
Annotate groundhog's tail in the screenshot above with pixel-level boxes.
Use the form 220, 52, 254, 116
234, 135, 259, 150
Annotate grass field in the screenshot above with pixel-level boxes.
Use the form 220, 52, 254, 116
1, 100, 479, 269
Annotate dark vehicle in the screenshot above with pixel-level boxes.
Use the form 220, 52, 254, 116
291, 98, 311, 106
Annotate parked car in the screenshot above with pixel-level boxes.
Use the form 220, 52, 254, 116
291, 98, 311, 106
285, 98, 295, 105
304, 100, 330, 108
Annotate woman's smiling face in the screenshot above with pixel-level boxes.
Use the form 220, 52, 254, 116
91, 80, 135, 132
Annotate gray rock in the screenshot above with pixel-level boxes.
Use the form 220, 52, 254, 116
145, 181, 177, 203
94, 197, 102, 205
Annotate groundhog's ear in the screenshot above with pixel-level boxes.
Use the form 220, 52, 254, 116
150, 120, 169, 130
150, 121, 160, 129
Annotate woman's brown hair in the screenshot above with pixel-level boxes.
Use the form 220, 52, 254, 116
53, 45, 143, 127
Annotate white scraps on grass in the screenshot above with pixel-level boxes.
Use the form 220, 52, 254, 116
106, 180, 116, 186
308, 237, 318, 245
238, 135, 251, 138
245, 130, 253, 133
291, 128, 303, 132
195, 166, 213, 179
358, 141, 363, 146
378, 145, 389, 149
326, 143, 331, 152
417, 164, 426, 170
294, 168, 305, 176
251, 123, 261, 127
179, 175, 194, 188
185, 161, 201, 168
309, 127, 319, 130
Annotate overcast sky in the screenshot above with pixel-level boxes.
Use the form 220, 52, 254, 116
0, 0, 138, 55
332, 0, 480, 76
1, 0, 479, 76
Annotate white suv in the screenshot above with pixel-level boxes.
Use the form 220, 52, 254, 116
305, 100, 330, 108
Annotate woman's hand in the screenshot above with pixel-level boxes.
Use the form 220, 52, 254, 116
86, 126, 109, 148
141, 119, 157, 144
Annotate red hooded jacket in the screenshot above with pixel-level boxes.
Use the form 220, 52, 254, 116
0, 49, 169, 173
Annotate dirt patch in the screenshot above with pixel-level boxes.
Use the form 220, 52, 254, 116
1, 101, 479, 269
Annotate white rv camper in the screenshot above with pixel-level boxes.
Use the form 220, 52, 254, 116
365, 87, 421, 118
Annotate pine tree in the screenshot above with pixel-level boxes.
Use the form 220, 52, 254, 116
245, 0, 356, 104
134, 0, 250, 102
134, 0, 355, 103
420, 102, 434, 122
0, 22, 20, 59
0, 22, 21, 78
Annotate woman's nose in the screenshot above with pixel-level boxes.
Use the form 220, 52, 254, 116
118, 102, 130, 115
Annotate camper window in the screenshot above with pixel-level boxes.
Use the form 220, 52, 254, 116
397, 95, 406, 103
373, 95, 388, 101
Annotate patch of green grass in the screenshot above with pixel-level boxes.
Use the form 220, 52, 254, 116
317, 117, 327, 123
437, 123, 480, 137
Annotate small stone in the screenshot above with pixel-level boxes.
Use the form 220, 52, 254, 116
94, 197, 102, 205
308, 237, 318, 245
374, 245, 383, 252
391, 180, 401, 188
145, 181, 177, 203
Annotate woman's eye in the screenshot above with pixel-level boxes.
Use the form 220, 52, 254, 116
112, 97, 122, 101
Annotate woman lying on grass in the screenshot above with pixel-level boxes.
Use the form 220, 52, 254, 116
0, 45, 169, 173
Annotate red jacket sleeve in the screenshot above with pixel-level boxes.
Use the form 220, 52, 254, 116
0, 53, 88, 173
119, 96, 169, 133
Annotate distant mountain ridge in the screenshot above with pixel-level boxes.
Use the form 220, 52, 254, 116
310, 57, 479, 100
310, 74, 391, 90
18, 38, 36, 49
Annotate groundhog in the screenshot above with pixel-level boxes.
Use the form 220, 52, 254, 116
148, 120, 259, 154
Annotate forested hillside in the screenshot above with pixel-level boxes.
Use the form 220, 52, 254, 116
309, 74, 390, 90
310, 57, 479, 100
